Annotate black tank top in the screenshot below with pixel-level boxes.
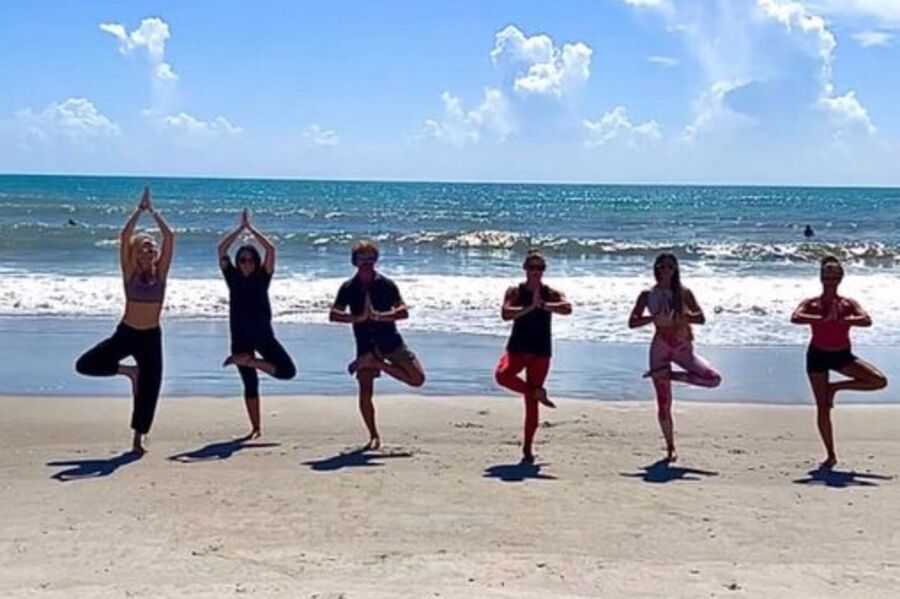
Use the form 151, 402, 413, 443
506, 283, 553, 357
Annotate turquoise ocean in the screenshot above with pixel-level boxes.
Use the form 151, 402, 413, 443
1, 174, 898, 402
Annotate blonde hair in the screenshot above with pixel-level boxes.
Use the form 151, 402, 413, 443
129, 232, 157, 267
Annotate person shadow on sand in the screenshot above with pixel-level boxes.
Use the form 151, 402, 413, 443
47, 450, 143, 482
167, 435, 280, 463
302, 447, 413, 472
793, 465, 893, 488
620, 458, 719, 484
483, 460, 557, 483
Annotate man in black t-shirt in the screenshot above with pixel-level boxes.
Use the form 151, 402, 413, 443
495, 249, 572, 463
329, 240, 425, 450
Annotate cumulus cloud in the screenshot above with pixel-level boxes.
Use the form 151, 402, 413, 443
302, 125, 339, 147
100, 18, 177, 82
153, 112, 243, 138
13, 98, 120, 144
584, 106, 662, 148
756, 0, 876, 134
490, 25, 592, 97
852, 30, 892, 47
423, 88, 515, 147
819, 90, 876, 134
619, 0, 877, 139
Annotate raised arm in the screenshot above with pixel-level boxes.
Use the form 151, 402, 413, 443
628, 291, 653, 328
148, 193, 175, 280
681, 288, 706, 325
119, 201, 145, 280
791, 298, 823, 325
218, 213, 246, 266
244, 210, 276, 274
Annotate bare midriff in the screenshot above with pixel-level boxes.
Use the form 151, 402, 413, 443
122, 300, 163, 329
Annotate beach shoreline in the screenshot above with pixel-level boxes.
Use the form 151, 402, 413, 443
2, 395, 898, 598
2, 317, 899, 404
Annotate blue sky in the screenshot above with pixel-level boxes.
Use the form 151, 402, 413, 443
1, 0, 899, 184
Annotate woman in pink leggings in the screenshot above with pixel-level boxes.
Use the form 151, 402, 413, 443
628, 253, 721, 461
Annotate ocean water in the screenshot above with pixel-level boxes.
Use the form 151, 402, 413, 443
2, 174, 899, 349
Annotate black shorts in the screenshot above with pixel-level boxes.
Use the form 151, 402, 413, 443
806, 346, 856, 373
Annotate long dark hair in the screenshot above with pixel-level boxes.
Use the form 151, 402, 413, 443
654, 252, 683, 315
236, 244, 262, 272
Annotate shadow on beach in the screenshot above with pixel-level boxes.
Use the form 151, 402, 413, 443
302, 447, 414, 472
168, 436, 280, 463
793, 465, 893, 488
47, 450, 143, 482
483, 461, 557, 483
620, 458, 719, 484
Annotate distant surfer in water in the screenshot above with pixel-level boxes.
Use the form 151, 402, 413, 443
804, 225, 815, 238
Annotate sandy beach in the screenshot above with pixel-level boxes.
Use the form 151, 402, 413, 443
1, 395, 898, 598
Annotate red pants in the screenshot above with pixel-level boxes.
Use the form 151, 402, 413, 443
495, 352, 551, 456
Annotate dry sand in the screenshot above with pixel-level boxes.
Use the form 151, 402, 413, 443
1, 395, 898, 598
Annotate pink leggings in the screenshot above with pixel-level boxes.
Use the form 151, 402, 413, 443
649, 335, 721, 407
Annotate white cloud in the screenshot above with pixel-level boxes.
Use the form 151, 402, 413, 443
490, 25, 592, 98
13, 98, 120, 144
852, 30, 893, 47
813, 1, 900, 27
756, 0, 876, 134
302, 125, 339, 147
648, 55, 679, 67
423, 88, 515, 147
154, 112, 243, 138
819, 90, 876, 134
584, 106, 662, 148
100, 18, 177, 82
681, 79, 753, 142
155, 63, 178, 82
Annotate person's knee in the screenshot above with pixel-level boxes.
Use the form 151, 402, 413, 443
276, 361, 297, 380
494, 367, 510, 388
706, 372, 722, 388
74, 355, 92, 375
873, 374, 888, 390
408, 369, 426, 387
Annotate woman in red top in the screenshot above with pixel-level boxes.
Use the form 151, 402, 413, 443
791, 256, 887, 468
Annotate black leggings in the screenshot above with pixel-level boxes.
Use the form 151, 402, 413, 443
232, 336, 296, 399
75, 323, 163, 434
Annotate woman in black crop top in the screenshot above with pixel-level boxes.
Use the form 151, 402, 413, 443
75, 186, 175, 455
495, 249, 571, 464
219, 209, 296, 438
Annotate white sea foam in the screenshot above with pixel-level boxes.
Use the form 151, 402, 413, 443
2, 272, 898, 346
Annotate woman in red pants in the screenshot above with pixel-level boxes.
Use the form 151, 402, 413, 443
495, 249, 572, 463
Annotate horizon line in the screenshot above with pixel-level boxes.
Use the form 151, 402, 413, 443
1, 170, 898, 191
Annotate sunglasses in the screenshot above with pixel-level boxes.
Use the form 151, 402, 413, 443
356, 255, 378, 265
525, 263, 546, 271
238, 257, 256, 264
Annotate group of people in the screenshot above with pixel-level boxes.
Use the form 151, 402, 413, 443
76, 188, 888, 468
